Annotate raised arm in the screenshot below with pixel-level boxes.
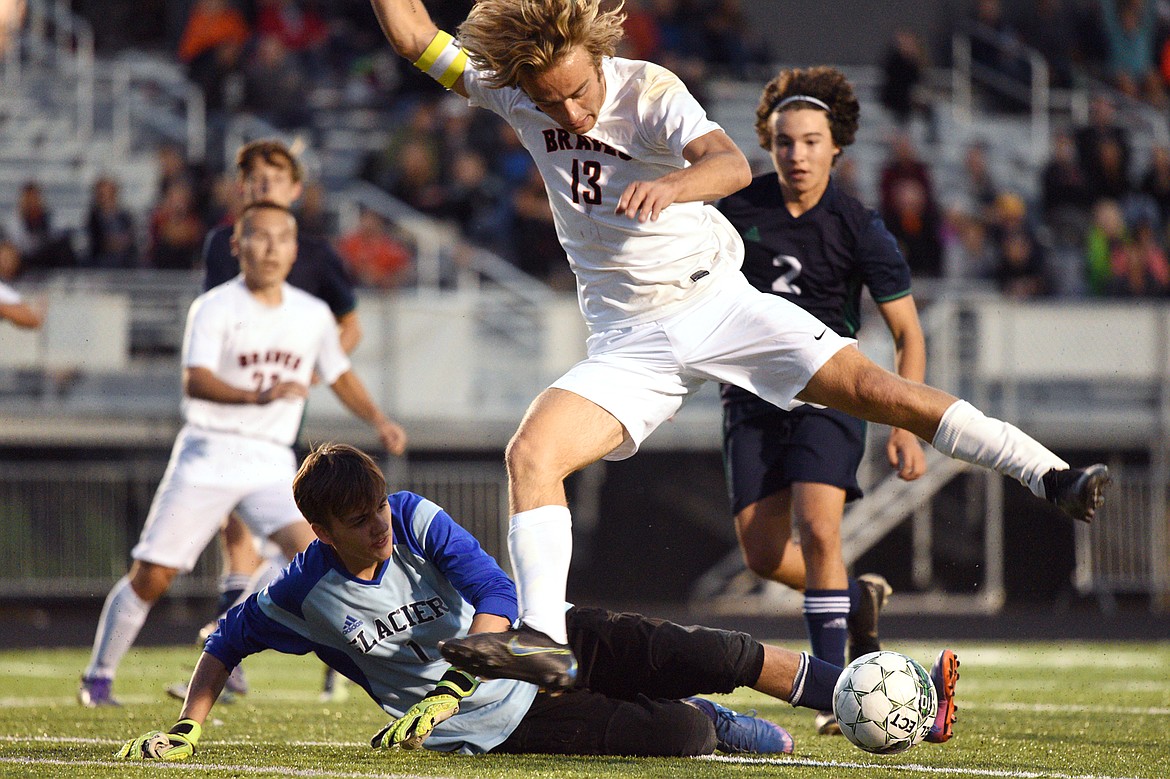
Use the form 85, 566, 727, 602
368, 0, 469, 97
330, 369, 408, 455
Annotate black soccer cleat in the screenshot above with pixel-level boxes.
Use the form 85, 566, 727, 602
439, 624, 578, 690
1042, 464, 1110, 523
846, 572, 893, 663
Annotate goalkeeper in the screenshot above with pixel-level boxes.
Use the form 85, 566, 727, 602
118, 443, 957, 760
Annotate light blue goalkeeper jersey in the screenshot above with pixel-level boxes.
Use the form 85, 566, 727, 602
204, 491, 539, 754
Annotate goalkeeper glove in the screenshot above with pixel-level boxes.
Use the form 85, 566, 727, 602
371, 667, 479, 750
115, 719, 201, 761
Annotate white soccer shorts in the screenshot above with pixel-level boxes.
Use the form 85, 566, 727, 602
551, 273, 855, 460
131, 426, 304, 572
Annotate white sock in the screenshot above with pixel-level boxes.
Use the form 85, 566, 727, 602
84, 575, 152, 679
508, 505, 572, 644
932, 400, 1068, 497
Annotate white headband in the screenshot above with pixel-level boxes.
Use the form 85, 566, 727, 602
773, 94, 832, 114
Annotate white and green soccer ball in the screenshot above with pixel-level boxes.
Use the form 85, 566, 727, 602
832, 650, 937, 754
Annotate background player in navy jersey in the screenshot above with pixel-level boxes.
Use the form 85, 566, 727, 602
370, 0, 1105, 690
115, 443, 959, 761
717, 66, 927, 736
79, 203, 407, 708
197, 139, 397, 702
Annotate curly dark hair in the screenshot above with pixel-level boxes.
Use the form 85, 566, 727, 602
754, 66, 860, 155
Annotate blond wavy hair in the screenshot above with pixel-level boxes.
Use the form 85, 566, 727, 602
457, 0, 626, 89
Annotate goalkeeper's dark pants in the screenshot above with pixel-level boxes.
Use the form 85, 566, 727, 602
492, 606, 766, 757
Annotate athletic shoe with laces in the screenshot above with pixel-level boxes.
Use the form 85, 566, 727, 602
319, 667, 350, 703
813, 709, 842, 736
1042, 464, 1110, 523
846, 572, 893, 663
925, 648, 960, 744
438, 624, 578, 690
78, 676, 119, 707
685, 697, 795, 754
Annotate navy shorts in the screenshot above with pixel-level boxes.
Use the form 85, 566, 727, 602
722, 395, 866, 515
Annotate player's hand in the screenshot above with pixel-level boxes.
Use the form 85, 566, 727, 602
887, 428, 926, 481
257, 381, 309, 404
370, 668, 478, 750
114, 719, 201, 761
375, 418, 408, 456
616, 178, 681, 223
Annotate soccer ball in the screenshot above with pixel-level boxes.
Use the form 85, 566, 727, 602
832, 651, 937, 754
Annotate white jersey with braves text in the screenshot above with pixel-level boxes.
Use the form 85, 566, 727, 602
205, 491, 538, 754
181, 278, 350, 446
464, 57, 745, 330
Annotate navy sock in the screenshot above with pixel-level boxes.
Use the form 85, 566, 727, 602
803, 588, 850, 669
788, 652, 843, 713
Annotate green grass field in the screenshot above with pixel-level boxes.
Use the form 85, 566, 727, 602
3, 640, 1168, 778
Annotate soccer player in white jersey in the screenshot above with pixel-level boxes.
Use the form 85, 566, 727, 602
367, 0, 1109, 688
114, 443, 960, 760
79, 202, 407, 707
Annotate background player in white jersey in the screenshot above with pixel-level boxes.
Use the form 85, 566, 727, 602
367, 0, 1108, 688
79, 202, 407, 707
114, 443, 958, 761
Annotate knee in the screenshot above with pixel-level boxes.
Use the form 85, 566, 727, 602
128, 561, 176, 602
742, 544, 783, 581
505, 429, 556, 484
610, 699, 716, 756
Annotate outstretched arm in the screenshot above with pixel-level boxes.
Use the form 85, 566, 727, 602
368, 0, 469, 97
177, 652, 231, 725
114, 652, 226, 761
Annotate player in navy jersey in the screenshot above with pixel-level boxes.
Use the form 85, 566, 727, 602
717, 66, 927, 736
115, 443, 959, 761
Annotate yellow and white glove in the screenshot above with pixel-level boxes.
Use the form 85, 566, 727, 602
371, 668, 479, 750
115, 719, 201, 761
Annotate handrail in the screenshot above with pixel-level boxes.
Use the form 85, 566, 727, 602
951, 28, 1049, 161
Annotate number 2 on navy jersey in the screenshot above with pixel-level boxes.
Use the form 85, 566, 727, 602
772, 254, 803, 295
570, 158, 602, 204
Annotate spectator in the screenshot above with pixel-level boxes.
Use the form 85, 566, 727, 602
1085, 198, 1130, 294
510, 167, 572, 290
1041, 129, 1094, 221
879, 29, 929, 127
5, 181, 75, 276
1085, 134, 1133, 201
879, 131, 936, 220
700, 0, 767, 78
618, 0, 663, 61
256, 0, 329, 77
1106, 215, 1170, 296
960, 140, 1002, 221
148, 180, 204, 270
387, 138, 446, 217
1015, 0, 1079, 89
177, 0, 249, 113
1138, 145, 1170, 227
967, 0, 1030, 110
994, 227, 1049, 299
1099, 0, 1165, 106
443, 149, 509, 250
335, 208, 414, 289
1074, 93, 1133, 200
941, 202, 997, 282
243, 35, 312, 128
84, 176, 138, 269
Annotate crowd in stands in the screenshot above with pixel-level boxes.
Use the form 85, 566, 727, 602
5, 0, 1170, 306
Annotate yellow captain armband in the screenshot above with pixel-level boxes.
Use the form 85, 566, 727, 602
413, 30, 467, 90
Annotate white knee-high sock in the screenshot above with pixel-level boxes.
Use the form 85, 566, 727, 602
508, 505, 572, 644
932, 400, 1068, 497
84, 575, 152, 679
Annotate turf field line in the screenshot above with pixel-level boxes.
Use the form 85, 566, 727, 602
0, 757, 455, 779
1, 735, 370, 748
962, 701, 1170, 716
703, 755, 1152, 779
